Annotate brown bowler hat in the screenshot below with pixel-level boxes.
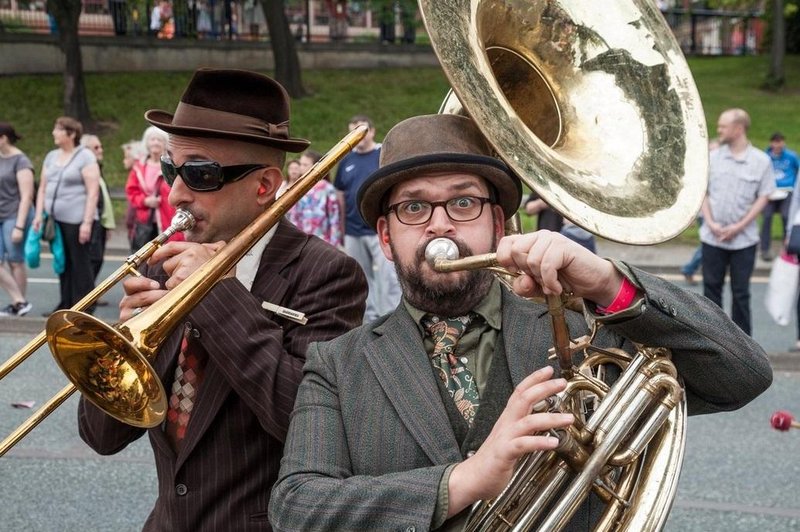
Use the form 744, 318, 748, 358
358, 114, 521, 228
145, 68, 310, 152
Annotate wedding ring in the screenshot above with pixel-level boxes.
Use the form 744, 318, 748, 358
131, 307, 143, 317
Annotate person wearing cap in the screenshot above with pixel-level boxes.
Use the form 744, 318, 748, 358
761, 131, 800, 261
269, 113, 772, 531
0, 122, 34, 317
76, 69, 367, 531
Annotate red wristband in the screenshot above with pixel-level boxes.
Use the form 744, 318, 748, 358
596, 277, 638, 315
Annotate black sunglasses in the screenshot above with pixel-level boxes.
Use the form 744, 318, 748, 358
160, 155, 267, 192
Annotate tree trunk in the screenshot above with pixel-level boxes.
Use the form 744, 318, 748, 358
767, 0, 786, 90
46, 0, 92, 124
262, 0, 307, 98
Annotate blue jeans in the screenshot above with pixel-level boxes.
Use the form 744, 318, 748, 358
681, 245, 702, 276
701, 243, 757, 335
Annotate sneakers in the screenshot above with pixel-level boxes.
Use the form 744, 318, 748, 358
0, 301, 32, 317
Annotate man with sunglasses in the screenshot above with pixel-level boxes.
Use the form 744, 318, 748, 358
269, 114, 772, 531
77, 69, 367, 531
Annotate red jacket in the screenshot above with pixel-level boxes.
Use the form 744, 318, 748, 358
125, 161, 184, 242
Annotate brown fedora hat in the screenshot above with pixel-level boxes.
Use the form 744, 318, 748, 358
145, 68, 310, 152
358, 114, 521, 228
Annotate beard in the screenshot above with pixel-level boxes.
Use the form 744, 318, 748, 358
391, 236, 496, 317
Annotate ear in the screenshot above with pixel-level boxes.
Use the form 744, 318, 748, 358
376, 216, 394, 262
255, 167, 284, 206
493, 205, 505, 242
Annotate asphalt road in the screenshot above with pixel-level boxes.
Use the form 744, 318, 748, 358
0, 254, 799, 531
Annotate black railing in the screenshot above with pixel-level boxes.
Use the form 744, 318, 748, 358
0, 2, 764, 54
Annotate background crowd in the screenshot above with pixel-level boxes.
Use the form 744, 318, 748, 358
1, 108, 799, 345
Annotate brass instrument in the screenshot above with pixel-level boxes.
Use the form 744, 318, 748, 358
0, 125, 367, 456
0, 210, 195, 457
418, 0, 707, 529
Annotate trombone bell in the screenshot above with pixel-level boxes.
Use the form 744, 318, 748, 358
48, 311, 166, 428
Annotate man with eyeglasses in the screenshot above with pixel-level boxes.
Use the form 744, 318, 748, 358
77, 69, 367, 531
269, 114, 772, 531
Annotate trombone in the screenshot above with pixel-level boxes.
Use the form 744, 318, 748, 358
0, 125, 367, 457
0, 211, 194, 457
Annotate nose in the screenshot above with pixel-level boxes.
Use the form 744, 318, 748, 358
167, 175, 192, 208
425, 204, 455, 236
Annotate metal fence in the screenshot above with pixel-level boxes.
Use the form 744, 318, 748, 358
0, 0, 416, 43
661, 8, 765, 56
0, 1, 765, 54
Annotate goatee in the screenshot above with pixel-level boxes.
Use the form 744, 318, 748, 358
393, 237, 495, 317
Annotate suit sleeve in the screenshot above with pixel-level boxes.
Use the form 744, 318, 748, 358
589, 263, 773, 415
269, 341, 448, 531
188, 242, 366, 442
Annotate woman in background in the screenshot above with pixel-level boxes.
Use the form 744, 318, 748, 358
286, 150, 342, 247
125, 126, 183, 252
0, 122, 34, 317
33, 116, 100, 314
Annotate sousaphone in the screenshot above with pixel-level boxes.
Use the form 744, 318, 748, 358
418, 0, 708, 530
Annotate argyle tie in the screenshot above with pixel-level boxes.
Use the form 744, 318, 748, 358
422, 314, 480, 426
165, 324, 208, 452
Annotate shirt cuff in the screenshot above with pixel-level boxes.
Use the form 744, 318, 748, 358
432, 464, 458, 529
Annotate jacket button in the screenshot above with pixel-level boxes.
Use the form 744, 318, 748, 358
405, 527, 416, 532
176, 484, 188, 496
466, 451, 476, 458
670, 306, 677, 316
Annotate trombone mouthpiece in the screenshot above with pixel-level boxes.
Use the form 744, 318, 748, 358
171, 209, 196, 232
425, 238, 460, 266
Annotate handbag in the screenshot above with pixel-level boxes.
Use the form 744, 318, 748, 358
131, 208, 158, 250
42, 213, 56, 242
764, 252, 800, 326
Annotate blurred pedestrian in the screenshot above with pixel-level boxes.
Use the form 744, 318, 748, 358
523, 191, 563, 232
334, 115, 401, 322
760, 132, 800, 261
81, 134, 116, 283
700, 109, 774, 335
286, 149, 342, 247
125, 126, 184, 252
0, 122, 34, 317
681, 138, 720, 285
33, 117, 100, 315
108, 0, 127, 35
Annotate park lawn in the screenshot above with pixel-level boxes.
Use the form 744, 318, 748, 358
1, 54, 799, 242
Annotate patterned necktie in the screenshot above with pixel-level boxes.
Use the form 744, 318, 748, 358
422, 314, 480, 426
165, 324, 208, 452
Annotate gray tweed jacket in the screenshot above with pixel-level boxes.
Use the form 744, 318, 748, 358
269, 265, 772, 531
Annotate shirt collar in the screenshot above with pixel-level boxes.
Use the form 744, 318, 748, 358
235, 223, 278, 292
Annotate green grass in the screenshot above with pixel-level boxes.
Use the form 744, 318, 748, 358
1, 54, 799, 242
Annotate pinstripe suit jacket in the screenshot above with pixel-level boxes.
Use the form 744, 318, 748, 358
269, 265, 772, 531
78, 219, 367, 531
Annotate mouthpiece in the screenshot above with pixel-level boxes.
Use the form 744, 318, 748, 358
171, 209, 196, 232
425, 238, 460, 265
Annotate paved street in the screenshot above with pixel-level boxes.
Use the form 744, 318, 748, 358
0, 247, 799, 530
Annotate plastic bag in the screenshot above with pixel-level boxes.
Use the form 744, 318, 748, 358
764, 252, 800, 326
24, 224, 41, 269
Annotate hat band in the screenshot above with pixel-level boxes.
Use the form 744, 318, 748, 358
172, 102, 290, 139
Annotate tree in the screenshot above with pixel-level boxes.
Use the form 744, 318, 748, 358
46, 0, 92, 124
261, 0, 307, 98
767, 0, 786, 89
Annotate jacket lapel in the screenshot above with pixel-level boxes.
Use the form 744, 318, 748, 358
364, 306, 462, 465
500, 290, 554, 386
174, 219, 305, 467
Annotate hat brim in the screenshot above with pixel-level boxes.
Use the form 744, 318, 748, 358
358, 153, 522, 229
145, 109, 311, 153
